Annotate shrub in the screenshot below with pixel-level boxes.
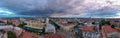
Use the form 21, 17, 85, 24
7, 31, 16, 38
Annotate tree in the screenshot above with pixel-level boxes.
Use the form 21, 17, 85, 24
32, 29, 39, 34
111, 25, 115, 29
7, 31, 16, 38
99, 19, 111, 30
7, 21, 13, 25
18, 22, 27, 28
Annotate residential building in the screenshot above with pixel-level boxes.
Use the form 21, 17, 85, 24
45, 24, 55, 33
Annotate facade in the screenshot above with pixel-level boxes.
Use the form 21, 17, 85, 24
56, 19, 77, 32
0, 25, 13, 30
46, 18, 49, 23
24, 19, 46, 28
3, 20, 7, 25
0, 23, 5, 26
59, 23, 75, 32
13, 27, 24, 37
24, 20, 45, 33
0, 30, 7, 38
27, 22, 45, 29
45, 24, 56, 33
12, 20, 21, 26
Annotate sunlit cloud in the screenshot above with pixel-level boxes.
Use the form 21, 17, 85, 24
0, 8, 15, 15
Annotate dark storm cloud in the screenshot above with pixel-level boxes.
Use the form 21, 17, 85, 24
0, 0, 120, 17
0, 0, 72, 17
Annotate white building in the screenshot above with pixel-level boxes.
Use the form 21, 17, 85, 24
46, 18, 49, 23
0, 25, 13, 30
13, 27, 24, 37
45, 24, 56, 33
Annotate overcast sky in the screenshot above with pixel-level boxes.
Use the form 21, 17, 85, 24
0, 0, 120, 18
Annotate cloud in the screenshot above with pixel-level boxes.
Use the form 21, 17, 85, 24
0, 0, 120, 17
0, 8, 15, 15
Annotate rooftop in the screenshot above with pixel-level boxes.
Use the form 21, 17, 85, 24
45, 33, 65, 38
22, 32, 39, 38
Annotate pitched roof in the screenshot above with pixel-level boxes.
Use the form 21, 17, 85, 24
45, 33, 65, 38
22, 32, 39, 38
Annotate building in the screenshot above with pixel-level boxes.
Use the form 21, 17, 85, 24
0, 23, 5, 26
22, 32, 39, 38
13, 27, 24, 37
27, 21, 45, 29
57, 19, 77, 32
45, 24, 56, 33
20, 18, 26, 22
45, 33, 65, 38
24, 20, 45, 32
0, 30, 7, 38
46, 18, 49, 23
3, 20, 7, 25
0, 25, 13, 30
12, 20, 21, 26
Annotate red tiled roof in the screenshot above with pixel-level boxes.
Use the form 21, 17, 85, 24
22, 32, 39, 38
82, 26, 95, 32
45, 33, 65, 38
103, 25, 117, 33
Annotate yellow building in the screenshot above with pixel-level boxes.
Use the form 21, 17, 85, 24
27, 21, 45, 29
